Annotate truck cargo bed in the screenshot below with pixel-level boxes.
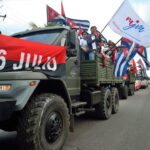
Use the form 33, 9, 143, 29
80, 55, 123, 85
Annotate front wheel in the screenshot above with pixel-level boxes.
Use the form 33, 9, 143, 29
17, 94, 69, 150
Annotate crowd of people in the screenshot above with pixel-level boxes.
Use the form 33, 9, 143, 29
78, 26, 117, 63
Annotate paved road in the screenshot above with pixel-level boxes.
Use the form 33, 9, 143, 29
0, 87, 150, 150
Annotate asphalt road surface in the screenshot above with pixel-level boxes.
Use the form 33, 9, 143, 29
0, 87, 150, 150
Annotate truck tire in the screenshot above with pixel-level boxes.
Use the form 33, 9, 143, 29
119, 85, 128, 99
128, 84, 134, 96
95, 88, 112, 120
17, 93, 69, 150
111, 88, 119, 114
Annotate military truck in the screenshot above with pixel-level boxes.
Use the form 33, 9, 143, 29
0, 26, 130, 150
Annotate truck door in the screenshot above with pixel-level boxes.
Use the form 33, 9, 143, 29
63, 30, 80, 97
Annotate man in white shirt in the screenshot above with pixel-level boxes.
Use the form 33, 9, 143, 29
80, 31, 89, 60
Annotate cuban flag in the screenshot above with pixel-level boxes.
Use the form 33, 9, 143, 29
137, 46, 150, 69
60, 1, 90, 31
137, 59, 148, 77
47, 5, 90, 31
138, 46, 147, 59
66, 18, 90, 31
114, 38, 138, 77
47, 5, 66, 25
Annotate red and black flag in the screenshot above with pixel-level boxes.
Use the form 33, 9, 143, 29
0, 34, 66, 76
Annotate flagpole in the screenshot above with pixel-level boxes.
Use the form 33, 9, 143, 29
100, 23, 109, 34
61, 0, 67, 26
46, 5, 48, 25
115, 38, 122, 46
108, 37, 122, 52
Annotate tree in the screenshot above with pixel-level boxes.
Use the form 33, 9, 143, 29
29, 22, 61, 30
45, 22, 61, 27
29, 22, 39, 29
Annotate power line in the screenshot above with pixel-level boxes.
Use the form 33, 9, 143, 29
1, 5, 31, 27
4, 4, 32, 25
8, 15, 30, 27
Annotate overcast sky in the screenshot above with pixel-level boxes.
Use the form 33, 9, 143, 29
1, 0, 150, 75
1, 0, 150, 39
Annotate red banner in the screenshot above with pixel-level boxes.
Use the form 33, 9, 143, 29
0, 34, 66, 76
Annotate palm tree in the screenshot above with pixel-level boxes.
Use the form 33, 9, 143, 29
29, 22, 62, 30
29, 22, 39, 29
44, 22, 61, 27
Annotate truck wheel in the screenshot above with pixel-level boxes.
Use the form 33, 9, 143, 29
119, 85, 128, 99
95, 88, 112, 120
128, 84, 134, 96
17, 94, 69, 150
111, 88, 119, 114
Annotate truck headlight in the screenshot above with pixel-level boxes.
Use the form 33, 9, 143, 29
0, 85, 11, 92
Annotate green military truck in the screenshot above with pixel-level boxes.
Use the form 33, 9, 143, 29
0, 26, 132, 150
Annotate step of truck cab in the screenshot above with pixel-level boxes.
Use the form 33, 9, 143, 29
71, 101, 87, 108
74, 110, 86, 116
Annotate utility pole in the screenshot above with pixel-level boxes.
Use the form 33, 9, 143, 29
0, 0, 6, 21
0, 1, 6, 33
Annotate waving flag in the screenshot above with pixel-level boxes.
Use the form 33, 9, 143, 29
108, 0, 150, 47
66, 18, 76, 28
47, 4, 90, 31
137, 59, 148, 77
67, 18, 90, 31
47, 5, 66, 25
114, 38, 138, 77
137, 46, 150, 69
138, 46, 147, 59
47, 5, 60, 23
130, 59, 137, 75
137, 59, 144, 67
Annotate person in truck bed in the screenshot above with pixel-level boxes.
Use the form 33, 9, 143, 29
79, 31, 89, 60
87, 26, 101, 60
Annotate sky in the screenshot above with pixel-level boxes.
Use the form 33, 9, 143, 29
0, 0, 150, 76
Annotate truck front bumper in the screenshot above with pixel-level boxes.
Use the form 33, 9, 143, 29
0, 99, 16, 121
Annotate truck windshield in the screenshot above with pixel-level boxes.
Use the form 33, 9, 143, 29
21, 32, 60, 45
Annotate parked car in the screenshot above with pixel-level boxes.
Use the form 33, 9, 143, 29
135, 80, 141, 90
141, 80, 149, 89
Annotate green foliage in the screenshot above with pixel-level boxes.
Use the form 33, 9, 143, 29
29, 22, 62, 30
29, 22, 39, 29
45, 22, 62, 27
